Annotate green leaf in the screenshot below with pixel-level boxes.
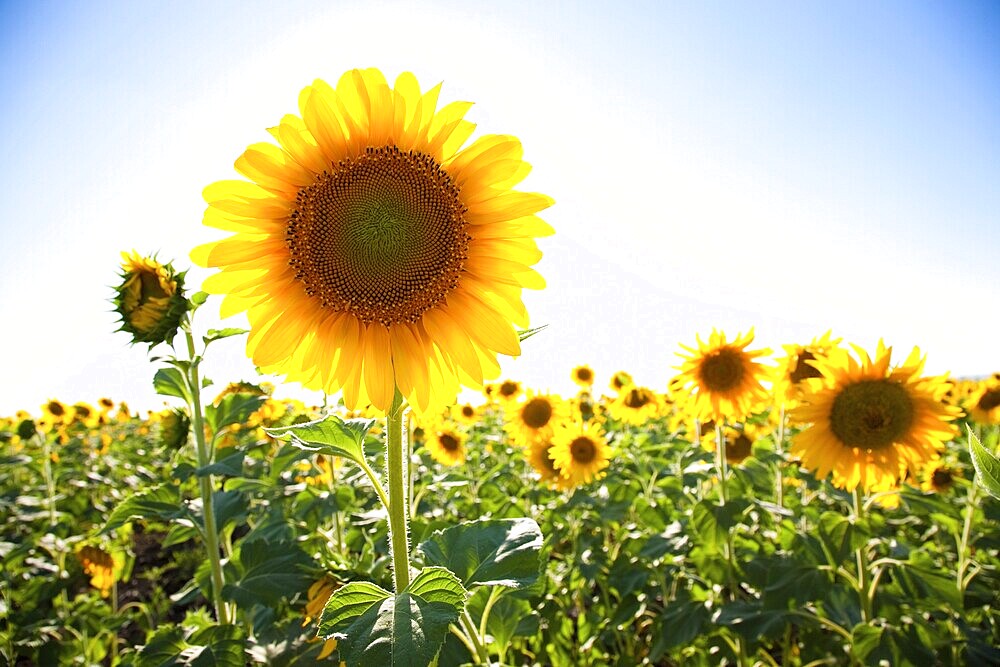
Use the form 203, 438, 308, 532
154, 367, 192, 403
195, 450, 246, 478
318, 567, 467, 666
417, 517, 543, 589
221, 539, 312, 610
137, 623, 245, 666
517, 324, 548, 342
101, 484, 192, 534
264, 414, 376, 468
190, 291, 209, 306
203, 327, 249, 345
968, 426, 1000, 500
690, 499, 748, 553
206, 393, 267, 434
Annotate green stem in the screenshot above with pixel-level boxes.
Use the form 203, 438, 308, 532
185, 327, 230, 625
39, 433, 57, 526
956, 477, 979, 600
852, 488, 873, 623
714, 421, 728, 507
460, 609, 490, 664
775, 405, 786, 508
478, 585, 503, 639
386, 389, 411, 592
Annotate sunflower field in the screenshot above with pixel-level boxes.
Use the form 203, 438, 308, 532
3, 343, 1000, 666
3, 68, 1000, 666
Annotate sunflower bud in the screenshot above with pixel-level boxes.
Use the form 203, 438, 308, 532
158, 410, 190, 449
113, 251, 188, 347
16, 418, 37, 440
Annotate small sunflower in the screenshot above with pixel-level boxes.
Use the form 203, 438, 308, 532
451, 402, 480, 425
968, 379, 1000, 425
790, 342, 960, 492
920, 462, 959, 494
700, 424, 760, 465
496, 379, 524, 403
425, 426, 467, 466
114, 251, 188, 347
42, 399, 70, 425
606, 385, 663, 426
303, 576, 340, 660
77, 545, 117, 597
676, 328, 772, 422
504, 392, 568, 447
192, 69, 554, 414
549, 422, 612, 487
609, 370, 634, 393
571, 365, 595, 388
526, 440, 573, 490
773, 331, 842, 407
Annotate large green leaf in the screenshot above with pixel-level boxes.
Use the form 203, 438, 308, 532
153, 367, 192, 403
101, 484, 192, 534
137, 624, 245, 666
206, 393, 267, 434
969, 427, 1000, 500
264, 414, 376, 468
417, 517, 543, 589
221, 539, 313, 610
318, 567, 467, 666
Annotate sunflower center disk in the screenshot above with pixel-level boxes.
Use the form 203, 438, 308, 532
699, 349, 745, 392
439, 434, 460, 452
790, 351, 823, 384
286, 146, 470, 326
570, 437, 596, 464
829, 380, 916, 451
522, 399, 553, 429
978, 389, 1000, 412
624, 388, 650, 409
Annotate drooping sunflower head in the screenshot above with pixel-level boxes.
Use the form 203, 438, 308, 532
548, 422, 612, 487
790, 342, 961, 492
192, 69, 553, 414
424, 426, 467, 466
676, 328, 773, 422
113, 251, 188, 348
571, 365, 595, 388
606, 385, 664, 426
504, 392, 568, 447
773, 331, 842, 407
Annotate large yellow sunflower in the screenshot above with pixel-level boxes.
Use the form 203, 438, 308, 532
548, 422, 612, 487
675, 329, 772, 422
790, 342, 960, 492
192, 69, 553, 413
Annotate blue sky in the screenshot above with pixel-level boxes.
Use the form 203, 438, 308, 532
1, 1, 998, 414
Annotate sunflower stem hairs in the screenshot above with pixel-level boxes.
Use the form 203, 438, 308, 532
191, 68, 554, 415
